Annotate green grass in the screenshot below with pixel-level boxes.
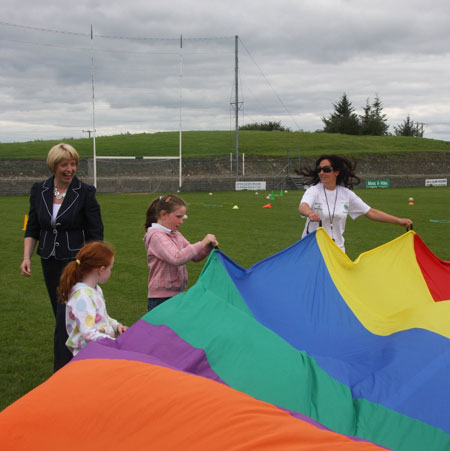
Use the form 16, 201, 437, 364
1, 187, 449, 411
1, 130, 450, 159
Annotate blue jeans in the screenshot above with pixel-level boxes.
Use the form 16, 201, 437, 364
147, 297, 170, 312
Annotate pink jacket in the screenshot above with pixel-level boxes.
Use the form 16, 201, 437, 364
144, 227, 211, 298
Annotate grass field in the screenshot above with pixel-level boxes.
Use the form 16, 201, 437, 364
1, 186, 450, 411
2, 130, 450, 159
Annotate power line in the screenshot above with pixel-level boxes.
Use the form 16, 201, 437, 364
0, 36, 90, 52
0, 21, 87, 36
238, 38, 300, 131
95, 33, 234, 42
0, 21, 233, 42
0, 36, 233, 55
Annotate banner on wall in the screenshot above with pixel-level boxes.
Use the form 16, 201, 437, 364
425, 178, 447, 186
365, 179, 390, 188
235, 181, 266, 191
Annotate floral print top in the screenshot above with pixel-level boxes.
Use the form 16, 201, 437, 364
65, 282, 119, 356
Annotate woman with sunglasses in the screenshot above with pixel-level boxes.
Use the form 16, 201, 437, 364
297, 154, 412, 252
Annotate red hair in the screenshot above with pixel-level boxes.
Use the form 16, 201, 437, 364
57, 241, 115, 303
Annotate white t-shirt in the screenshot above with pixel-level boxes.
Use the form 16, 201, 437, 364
300, 183, 370, 251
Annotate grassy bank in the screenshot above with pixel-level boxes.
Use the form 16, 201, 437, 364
1, 131, 450, 159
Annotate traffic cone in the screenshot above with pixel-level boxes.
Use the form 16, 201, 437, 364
279, 189, 283, 197
22, 214, 28, 231
270, 191, 275, 200
262, 203, 272, 208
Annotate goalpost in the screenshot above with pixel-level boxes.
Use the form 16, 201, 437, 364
88, 29, 237, 190
87, 29, 239, 190
89, 29, 183, 190
93, 156, 181, 188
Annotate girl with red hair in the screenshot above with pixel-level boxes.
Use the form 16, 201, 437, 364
58, 241, 127, 356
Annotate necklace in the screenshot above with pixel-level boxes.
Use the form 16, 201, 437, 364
53, 186, 66, 200
323, 185, 338, 241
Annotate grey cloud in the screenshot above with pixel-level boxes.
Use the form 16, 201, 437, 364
1, 0, 450, 141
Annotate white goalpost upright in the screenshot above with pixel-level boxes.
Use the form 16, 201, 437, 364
90, 25, 98, 188
179, 34, 183, 189
90, 29, 184, 189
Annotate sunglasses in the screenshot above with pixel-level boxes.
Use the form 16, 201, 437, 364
316, 165, 333, 173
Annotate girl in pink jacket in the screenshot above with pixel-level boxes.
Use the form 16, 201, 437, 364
144, 195, 218, 311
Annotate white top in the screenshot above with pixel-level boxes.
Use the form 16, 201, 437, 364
51, 203, 62, 227
300, 184, 370, 252
151, 223, 172, 233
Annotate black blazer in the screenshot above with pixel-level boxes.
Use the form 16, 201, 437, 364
25, 175, 104, 260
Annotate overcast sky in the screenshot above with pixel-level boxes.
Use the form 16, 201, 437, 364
2, 0, 450, 143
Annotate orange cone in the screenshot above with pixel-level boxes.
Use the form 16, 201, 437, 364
262, 203, 272, 208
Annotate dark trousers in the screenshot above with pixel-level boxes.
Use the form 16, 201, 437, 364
41, 257, 73, 372
147, 297, 171, 312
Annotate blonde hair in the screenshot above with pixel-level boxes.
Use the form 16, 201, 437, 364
46, 143, 80, 173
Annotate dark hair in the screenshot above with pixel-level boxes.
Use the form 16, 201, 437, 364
57, 241, 115, 303
296, 154, 361, 189
144, 194, 186, 230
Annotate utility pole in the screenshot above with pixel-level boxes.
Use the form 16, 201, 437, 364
230, 35, 243, 177
418, 122, 426, 137
82, 129, 94, 138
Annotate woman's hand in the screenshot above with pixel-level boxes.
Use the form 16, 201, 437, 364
308, 212, 321, 222
21, 237, 36, 277
299, 203, 320, 222
400, 218, 413, 229
202, 234, 219, 249
20, 258, 32, 277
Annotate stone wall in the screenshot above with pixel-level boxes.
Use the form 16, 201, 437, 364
1, 152, 449, 195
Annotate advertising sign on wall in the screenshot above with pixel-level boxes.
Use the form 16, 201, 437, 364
425, 178, 447, 186
235, 181, 266, 191
365, 179, 390, 188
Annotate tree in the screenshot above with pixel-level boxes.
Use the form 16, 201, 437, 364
360, 95, 389, 136
322, 93, 361, 135
393, 116, 424, 137
239, 121, 291, 132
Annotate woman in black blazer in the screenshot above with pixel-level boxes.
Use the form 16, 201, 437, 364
20, 143, 104, 372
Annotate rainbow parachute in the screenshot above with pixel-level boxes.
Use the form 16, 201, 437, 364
1, 230, 449, 450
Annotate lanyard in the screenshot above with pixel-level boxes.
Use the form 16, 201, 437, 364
323, 185, 338, 241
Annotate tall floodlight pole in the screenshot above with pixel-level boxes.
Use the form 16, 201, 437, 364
179, 34, 183, 189
90, 25, 97, 188
234, 35, 239, 176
